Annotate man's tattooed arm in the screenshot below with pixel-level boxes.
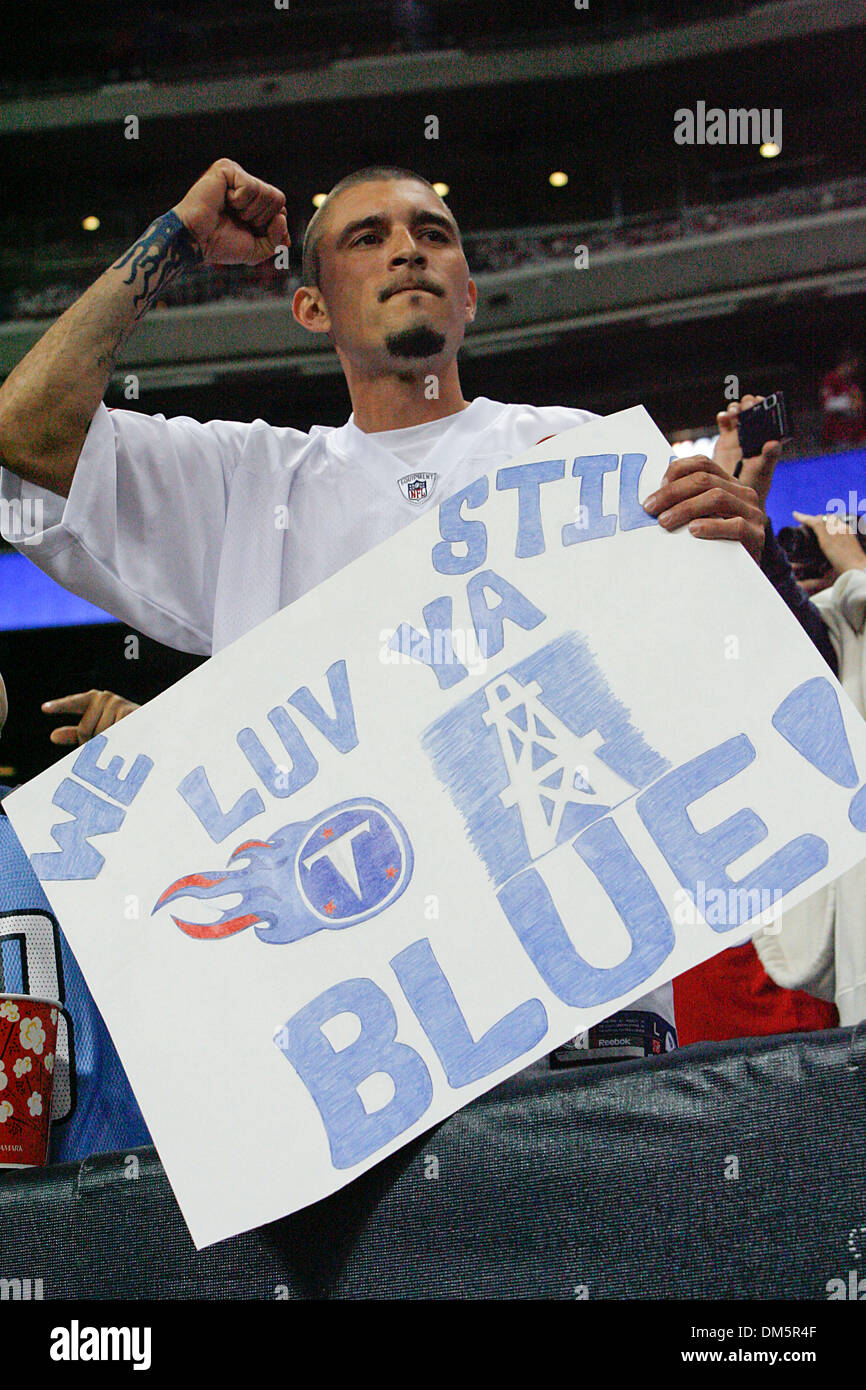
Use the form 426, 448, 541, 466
111, 211, 203, 317
0, 210, 203, 496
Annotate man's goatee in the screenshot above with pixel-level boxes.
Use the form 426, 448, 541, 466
385, 325, 446, 359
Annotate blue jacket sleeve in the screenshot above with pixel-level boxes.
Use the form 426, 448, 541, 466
760, 521, 838, 676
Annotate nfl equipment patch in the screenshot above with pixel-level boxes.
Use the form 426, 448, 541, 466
398, 471, 438, 504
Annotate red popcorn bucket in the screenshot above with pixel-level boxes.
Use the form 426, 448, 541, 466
0, 995, 63, 1169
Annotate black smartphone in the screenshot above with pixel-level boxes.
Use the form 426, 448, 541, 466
735, 392, 789, 466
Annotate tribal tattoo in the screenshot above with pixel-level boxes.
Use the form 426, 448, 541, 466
111, 211, 204, 316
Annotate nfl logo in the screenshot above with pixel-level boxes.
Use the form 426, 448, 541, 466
398, 471, 438, 505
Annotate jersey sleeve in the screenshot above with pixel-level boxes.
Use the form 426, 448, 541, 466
0, 403, 252, 653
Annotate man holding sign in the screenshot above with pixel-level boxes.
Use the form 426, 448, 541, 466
3, 164, 866, 1248
0, 161, 835, 1076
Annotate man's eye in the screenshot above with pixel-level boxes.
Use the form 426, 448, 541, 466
353, 233, 381, 246
423, 228, 448, 241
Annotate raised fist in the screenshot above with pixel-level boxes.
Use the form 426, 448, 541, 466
172, 158, 289, 266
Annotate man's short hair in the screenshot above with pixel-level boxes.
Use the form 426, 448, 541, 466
301, 167, 446, 288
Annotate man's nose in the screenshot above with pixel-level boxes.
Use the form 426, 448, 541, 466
388, 230, 426, 267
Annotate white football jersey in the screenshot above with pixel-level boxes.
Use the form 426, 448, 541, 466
1, 396, 600, 654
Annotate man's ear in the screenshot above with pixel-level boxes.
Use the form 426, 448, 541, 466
292, 285, 332, 335
464, 277, 478, 325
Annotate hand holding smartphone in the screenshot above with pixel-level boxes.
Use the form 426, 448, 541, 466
735, 391, 789, 467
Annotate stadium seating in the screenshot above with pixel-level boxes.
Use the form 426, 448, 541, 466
5, 175, 864, 325
0, 1026, 863, 1299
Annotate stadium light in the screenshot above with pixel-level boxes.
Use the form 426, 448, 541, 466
759, 142, 781, 159
311, 193, 327, 208
81, 215, 100, 231
432, 182, 449, 198
549, 171, 569, 187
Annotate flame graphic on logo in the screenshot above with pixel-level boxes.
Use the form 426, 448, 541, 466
152, 835, 294, 942
152, 800, 414, 945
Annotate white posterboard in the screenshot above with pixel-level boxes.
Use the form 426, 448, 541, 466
6, 406, 866, 1248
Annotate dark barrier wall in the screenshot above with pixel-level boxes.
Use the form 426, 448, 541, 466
1, 1028, 864, 1300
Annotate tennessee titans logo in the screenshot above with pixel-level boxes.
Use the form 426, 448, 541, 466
153, 798, 413, 945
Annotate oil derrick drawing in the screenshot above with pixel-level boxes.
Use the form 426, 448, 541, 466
481, 672, 636, 860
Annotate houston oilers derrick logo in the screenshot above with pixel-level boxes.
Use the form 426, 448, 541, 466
421, 632, 670, 890
153, 798, 414, 944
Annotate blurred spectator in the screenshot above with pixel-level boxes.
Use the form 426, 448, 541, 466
390, 0, 438, 51
820, 345, 866, 449
788, 509, 866, 597
754, 510, 866, 1025
0, 674, 149, 1162
674, 944, 838, 1044
105, 24, 137, 82
143, 8, 177, 75
673, 395, 841, 1044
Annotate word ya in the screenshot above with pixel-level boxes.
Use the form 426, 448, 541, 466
390, 454, 657, 691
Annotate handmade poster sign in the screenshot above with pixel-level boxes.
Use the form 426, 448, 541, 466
7, 406, 866, 1248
